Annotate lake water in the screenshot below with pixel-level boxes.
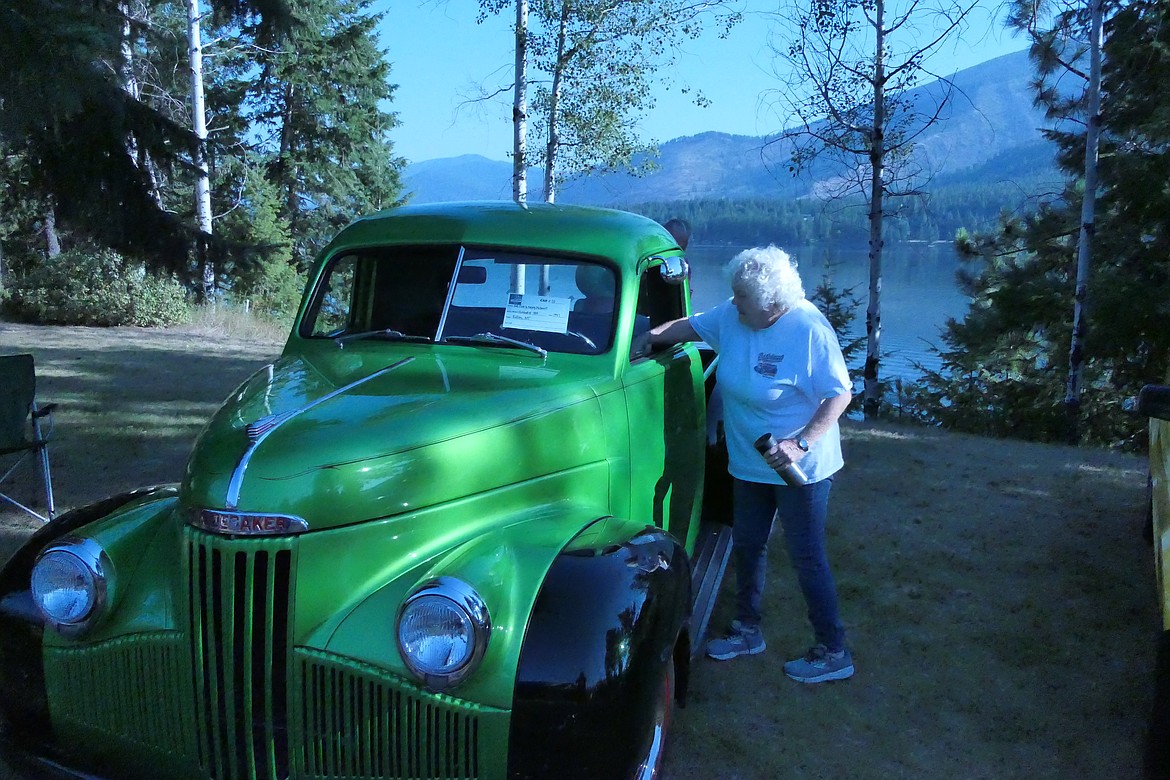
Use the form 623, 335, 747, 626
687, 241, 972, 383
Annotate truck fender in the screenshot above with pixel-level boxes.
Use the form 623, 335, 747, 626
507, 525, 690, 779
0, 486, 177, 746
0, 485, 178, 599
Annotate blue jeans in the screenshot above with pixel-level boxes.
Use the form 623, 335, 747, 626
732, 477, 846, 653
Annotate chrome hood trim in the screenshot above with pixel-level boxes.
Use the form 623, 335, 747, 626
225, 356, 415, 509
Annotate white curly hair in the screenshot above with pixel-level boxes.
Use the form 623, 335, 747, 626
725, 245, 804, 312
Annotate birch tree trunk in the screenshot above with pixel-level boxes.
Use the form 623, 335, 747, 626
863, 0, 887, 418
542, 2, 570, 205
119, 6, 141, 164
509, 0, 529, 296
186, 0, 215, 299
1064, 0, 1103, 441
529, 1, 569, 296
512, 0, 528, 204
44, 204, 61, 258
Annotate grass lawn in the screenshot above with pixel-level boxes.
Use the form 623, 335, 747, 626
0, 322, 1156, 779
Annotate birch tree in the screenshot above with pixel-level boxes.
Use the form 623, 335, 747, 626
186, 0, 216, 298
1064, 0, 1102, 440
0, 0, 291, 267
766, 0, 981, 416
1007, 0, 1106, 441
908, 0, 1170, 445
117, 2, 167, 207
513, 0, 529, 203
481, 0, 740, 203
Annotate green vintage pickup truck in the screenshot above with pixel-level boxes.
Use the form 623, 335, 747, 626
0, 202, 733, 780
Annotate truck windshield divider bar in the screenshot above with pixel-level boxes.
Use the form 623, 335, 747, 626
433, 245, 466, 343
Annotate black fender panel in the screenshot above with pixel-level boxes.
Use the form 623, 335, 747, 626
508, 526, 691, 780
0, 485, 177, 595
0, 486, 176, 749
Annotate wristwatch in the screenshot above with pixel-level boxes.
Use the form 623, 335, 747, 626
795, 436, 810, 452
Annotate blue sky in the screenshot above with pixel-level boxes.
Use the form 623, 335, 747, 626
375, 3, 1028, 165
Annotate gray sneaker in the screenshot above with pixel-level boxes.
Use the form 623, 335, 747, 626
783, 644, 855, 683
706, 625, 766, 660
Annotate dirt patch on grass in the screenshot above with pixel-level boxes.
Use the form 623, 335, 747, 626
0, 322, 280, 531
0, 323, 1156, 779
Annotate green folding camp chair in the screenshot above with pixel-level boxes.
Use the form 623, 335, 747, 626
0, 353, 56, 522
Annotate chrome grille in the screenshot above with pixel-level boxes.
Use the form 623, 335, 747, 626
183, 528, 489, 780
294, 650, 481, 780
186, 528, 294, 780
44, 633, 197, 761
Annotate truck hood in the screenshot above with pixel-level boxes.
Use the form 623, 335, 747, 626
181, 349, 614, 530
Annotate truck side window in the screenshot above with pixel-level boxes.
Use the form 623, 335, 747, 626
632, 264, 686, 359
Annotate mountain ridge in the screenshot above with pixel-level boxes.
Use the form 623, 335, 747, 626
404, 49, 1057, 206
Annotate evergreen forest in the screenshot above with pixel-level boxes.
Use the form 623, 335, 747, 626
625, 177, 1062, 246
0, 0, 403, 325
906, 0, 1170, 447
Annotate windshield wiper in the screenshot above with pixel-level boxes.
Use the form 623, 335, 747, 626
444, 332, 547, 359
334, 328, 432, 347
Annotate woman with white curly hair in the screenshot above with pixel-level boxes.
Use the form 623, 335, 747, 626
639, 244, 855, 684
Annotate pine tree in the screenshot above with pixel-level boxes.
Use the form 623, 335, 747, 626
915, 0, 1170, 445
0, 0, 292, 268
224, 0, 404, 269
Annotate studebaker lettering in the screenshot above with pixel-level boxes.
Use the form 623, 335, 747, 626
188, 507, 311, 535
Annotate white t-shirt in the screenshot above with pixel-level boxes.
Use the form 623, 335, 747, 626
691, 298, 852, 485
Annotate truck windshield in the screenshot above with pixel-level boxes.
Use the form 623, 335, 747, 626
302, 245, 617, 356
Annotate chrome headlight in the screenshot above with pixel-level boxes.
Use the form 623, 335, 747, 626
396, 577, 491, 690
30, 537, 110, 636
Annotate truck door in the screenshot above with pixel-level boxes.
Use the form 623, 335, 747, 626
622, 260, 705, 553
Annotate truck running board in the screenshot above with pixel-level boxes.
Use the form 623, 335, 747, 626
688, 520, 733, 660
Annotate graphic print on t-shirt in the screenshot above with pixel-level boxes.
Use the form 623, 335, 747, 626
753, 352, 784, 378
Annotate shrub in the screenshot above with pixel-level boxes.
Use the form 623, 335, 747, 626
809, 269, 866, 412
232, 255, 305, 320
4, 248, 191, 327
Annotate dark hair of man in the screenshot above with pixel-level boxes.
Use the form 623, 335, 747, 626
663, 218, 691, 251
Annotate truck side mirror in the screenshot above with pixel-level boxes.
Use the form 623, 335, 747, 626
656, 256, 688, 285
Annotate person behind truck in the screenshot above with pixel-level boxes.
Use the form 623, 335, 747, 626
634, 245, 855, 684
663, 217, 691, 251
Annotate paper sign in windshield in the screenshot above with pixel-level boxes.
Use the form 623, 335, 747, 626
502, 293, 570, 334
